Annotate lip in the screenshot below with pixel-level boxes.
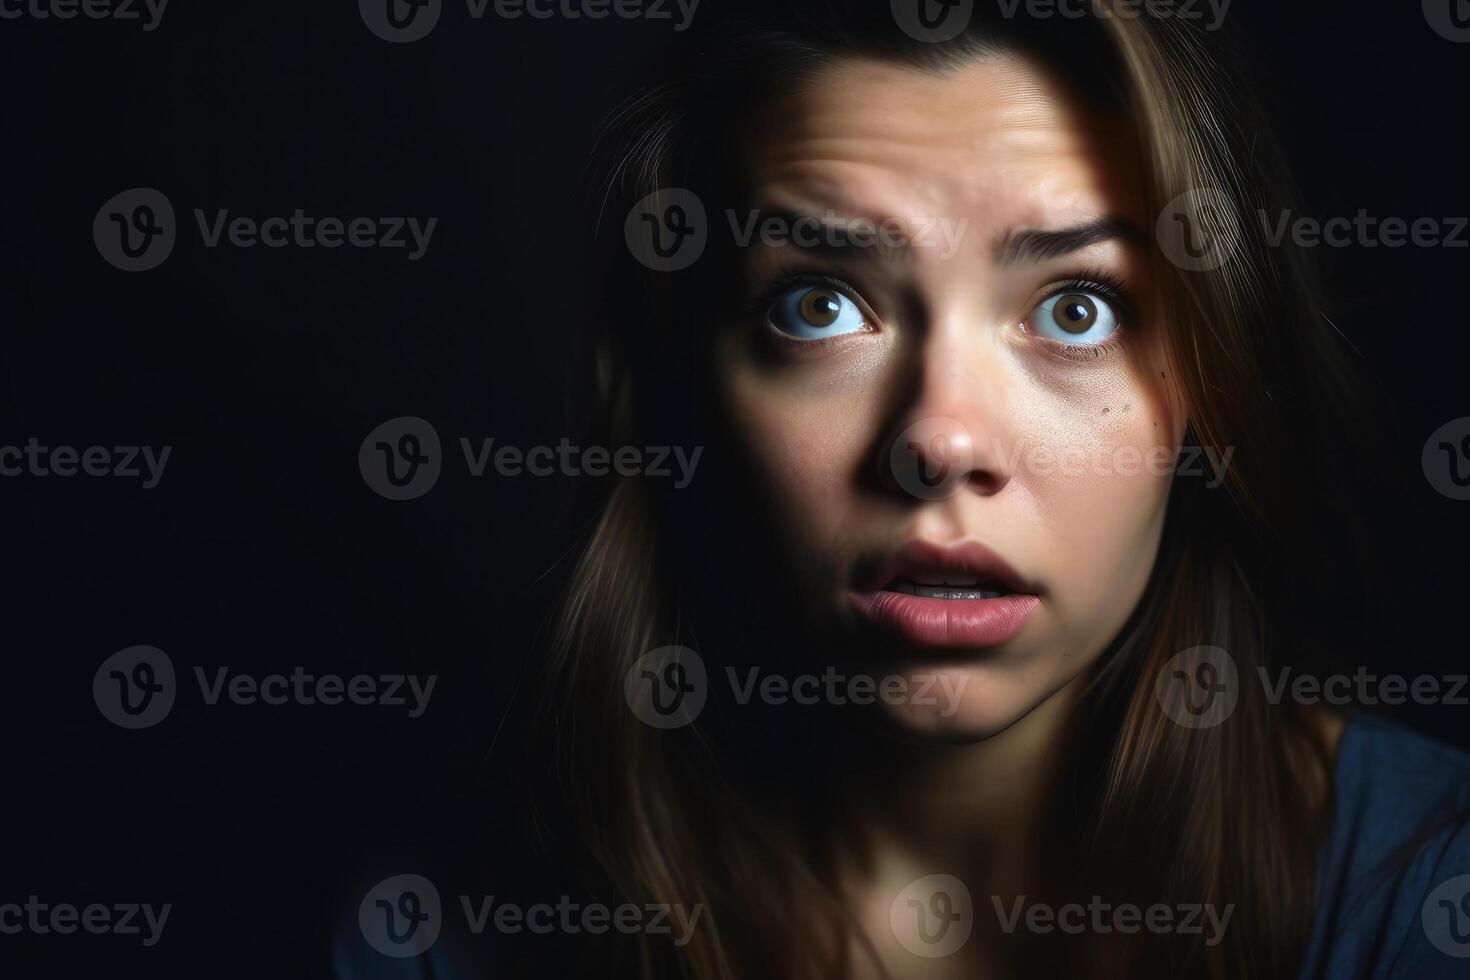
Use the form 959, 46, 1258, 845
850, 539, 1040, 649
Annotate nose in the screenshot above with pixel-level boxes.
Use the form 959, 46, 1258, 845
882, 322, 1015, 501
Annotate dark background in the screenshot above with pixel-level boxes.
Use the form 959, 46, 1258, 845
1, 1, 1467, 975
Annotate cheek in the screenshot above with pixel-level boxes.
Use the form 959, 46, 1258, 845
716, 346, 891, 546
1012, 356, 1181, 634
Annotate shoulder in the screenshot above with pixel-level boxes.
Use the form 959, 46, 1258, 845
1298, 712, 1470, 980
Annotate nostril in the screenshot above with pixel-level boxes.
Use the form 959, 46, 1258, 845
882, 415, 1010, 500
885, 415, 977, 501
966, 469, 1006, 496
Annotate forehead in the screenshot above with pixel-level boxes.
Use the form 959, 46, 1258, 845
743, 54, 1145, 233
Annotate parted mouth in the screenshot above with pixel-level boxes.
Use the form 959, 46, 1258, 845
849, 539, 1041, 648
856, 538, 1038, 599
883, 578, 1013, 600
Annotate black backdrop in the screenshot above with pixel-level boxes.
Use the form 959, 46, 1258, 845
2, 1, 1468, 975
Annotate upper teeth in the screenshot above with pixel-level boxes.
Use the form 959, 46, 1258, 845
891, 580, 1007, 599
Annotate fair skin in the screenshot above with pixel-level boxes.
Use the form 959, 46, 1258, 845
708, 53, 1187, 977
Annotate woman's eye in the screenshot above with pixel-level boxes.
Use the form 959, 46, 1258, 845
1026, 290, 1121, 345
767, 285, 868, 341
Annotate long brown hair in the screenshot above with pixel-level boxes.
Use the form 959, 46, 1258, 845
528, 2, 1386, 977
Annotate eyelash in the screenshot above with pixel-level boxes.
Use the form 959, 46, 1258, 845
1039, 270, 1135, 319
1028, 269, 1136, 360
748, 269, 876, 351
748, 269, 860, 316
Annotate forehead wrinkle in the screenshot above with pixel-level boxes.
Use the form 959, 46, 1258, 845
744, 59, 1136, 234
754, 55, 1100, 153
749, 158, 959, 229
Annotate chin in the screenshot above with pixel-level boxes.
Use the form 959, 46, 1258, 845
867, 662, 1051, 744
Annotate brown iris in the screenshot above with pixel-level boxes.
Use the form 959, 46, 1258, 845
798, 288, 842, 328
1053, 293, 1098, 334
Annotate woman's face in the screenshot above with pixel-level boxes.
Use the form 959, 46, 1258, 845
710, 53, 1186, 740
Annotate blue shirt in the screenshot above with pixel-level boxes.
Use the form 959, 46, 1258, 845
1297, 713, 1470, 979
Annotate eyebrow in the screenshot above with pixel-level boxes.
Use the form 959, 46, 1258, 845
744, 209, 1145, 267
995, 217, 1145, 265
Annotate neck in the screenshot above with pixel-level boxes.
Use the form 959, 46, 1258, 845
825, 672, 1086, 898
